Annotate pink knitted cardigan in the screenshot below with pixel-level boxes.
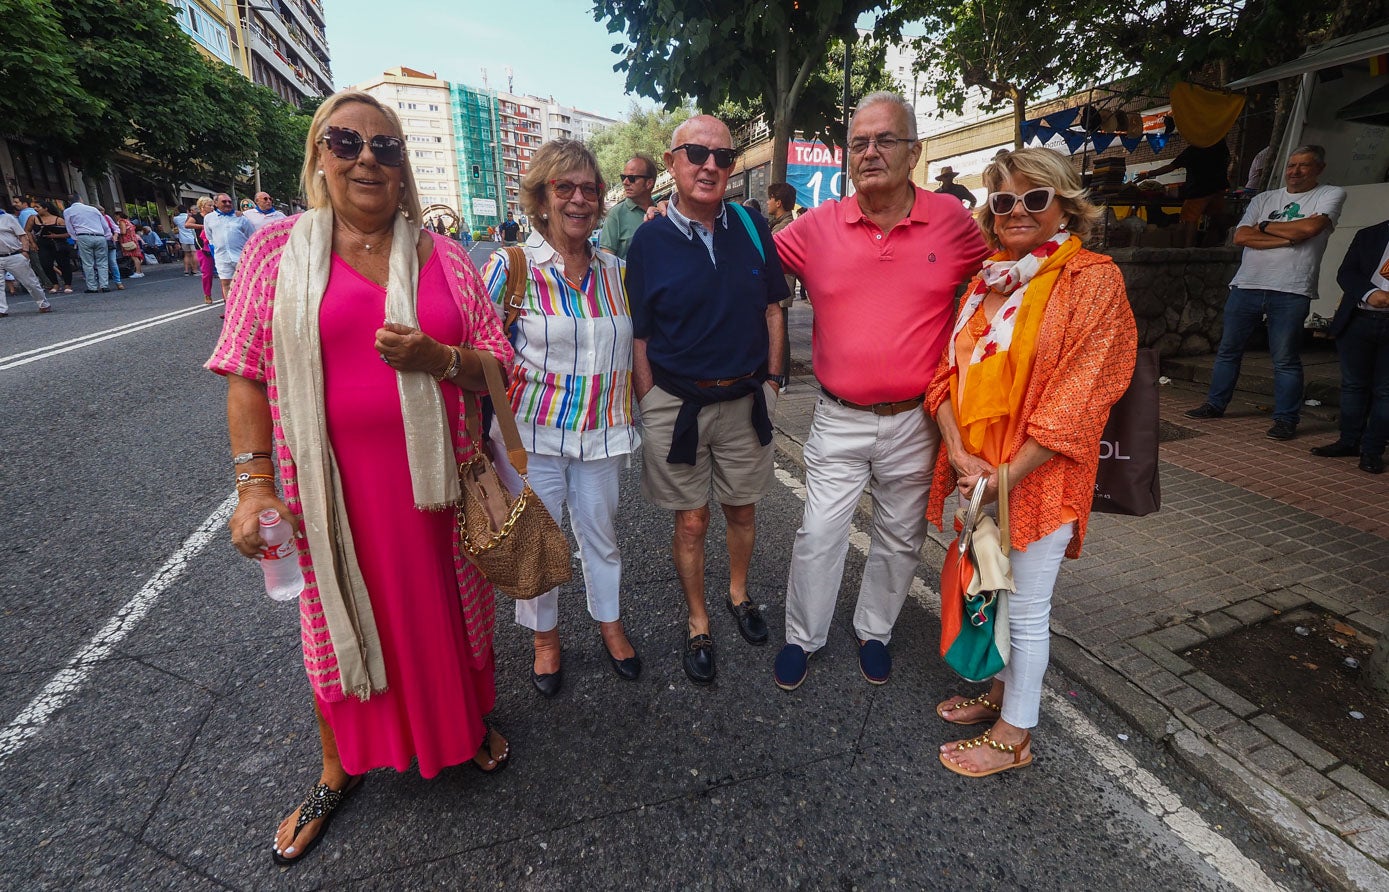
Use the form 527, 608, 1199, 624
207, 220, 514, 703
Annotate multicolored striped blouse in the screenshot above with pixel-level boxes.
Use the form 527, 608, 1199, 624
480, 233, 638, 460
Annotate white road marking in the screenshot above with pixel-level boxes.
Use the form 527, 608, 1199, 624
0, 493, 237, 770
0, 304, 216, 370
1041, 689, 1287, 892
772, 464, 1286, 892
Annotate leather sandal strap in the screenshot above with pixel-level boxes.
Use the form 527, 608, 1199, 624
958, 694, 1002, 713
292, 781, 349, 835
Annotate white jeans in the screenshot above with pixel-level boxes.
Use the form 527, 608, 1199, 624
0, 253, 48, 313
785, 397, 938, 651
997, 521, 1073, 729
512, 452, 624, 633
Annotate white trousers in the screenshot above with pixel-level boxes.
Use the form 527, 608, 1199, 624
0, 253, 48, 313
785, 397, 938, 651
996, 521, 1073, 729
513, 452, 624, 633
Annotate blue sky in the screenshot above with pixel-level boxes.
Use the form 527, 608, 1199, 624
325, 3, 893, 122
326, 0, 638, 119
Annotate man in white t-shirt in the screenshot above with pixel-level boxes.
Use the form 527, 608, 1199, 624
1184, 145, 1346, 441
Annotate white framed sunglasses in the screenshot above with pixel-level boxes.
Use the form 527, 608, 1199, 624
988, 187, 1056, 215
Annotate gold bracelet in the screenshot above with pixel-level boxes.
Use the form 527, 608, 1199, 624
435, 345, 461, 382
235, 479, 276, 493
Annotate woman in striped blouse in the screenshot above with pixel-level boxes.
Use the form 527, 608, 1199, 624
481, 139, 642, 697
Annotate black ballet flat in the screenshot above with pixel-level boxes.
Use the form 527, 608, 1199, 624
603, 638, 642, 681
531, 666, 562, 698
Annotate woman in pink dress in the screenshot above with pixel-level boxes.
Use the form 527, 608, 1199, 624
207, 92, 514, 867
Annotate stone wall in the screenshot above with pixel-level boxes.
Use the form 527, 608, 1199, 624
1108, 247, 1241, 357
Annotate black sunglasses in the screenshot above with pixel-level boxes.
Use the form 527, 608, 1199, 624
321, 126, 405, 167
620, 174, 653, 184
672, 143, 736, 169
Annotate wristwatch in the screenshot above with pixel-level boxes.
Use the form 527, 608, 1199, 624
1258, 221, 1270, 233
767, 374, 788, 388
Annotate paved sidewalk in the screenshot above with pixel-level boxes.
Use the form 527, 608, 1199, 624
774, 300, 1389, 891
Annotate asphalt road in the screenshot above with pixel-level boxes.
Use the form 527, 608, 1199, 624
0, 260, 1323, 890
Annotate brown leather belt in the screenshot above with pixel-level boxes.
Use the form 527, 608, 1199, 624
695, 372, 756, 388
821, 386, 924, 416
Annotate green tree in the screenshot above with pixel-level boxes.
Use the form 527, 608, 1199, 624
594, 0, 886, 183
0, 0, 90, 145
587, 102, 694, 187
887, 0, 1121, 149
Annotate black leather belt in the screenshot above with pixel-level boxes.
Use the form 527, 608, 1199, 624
695, 372, 755, 388
821, 386, 925, 416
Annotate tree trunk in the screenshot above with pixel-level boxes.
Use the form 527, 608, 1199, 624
1011, 87, 1026, 150
771, 115, 792, 187
1260, 78, 1299, 192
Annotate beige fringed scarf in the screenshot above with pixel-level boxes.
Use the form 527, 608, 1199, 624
272, 207, 460, 699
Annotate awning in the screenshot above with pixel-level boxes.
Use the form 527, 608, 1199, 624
1227, 24, 1389, 88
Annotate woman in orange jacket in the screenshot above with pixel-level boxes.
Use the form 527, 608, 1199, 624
928, 148, 1137, 777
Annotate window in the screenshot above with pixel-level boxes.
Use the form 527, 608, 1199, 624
428, 104, 440, 111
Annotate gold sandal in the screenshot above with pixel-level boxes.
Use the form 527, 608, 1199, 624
940, 728, 1032, 777
936, 694, 1002, 725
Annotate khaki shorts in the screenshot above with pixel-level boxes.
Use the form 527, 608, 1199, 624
639, 383, 777, 510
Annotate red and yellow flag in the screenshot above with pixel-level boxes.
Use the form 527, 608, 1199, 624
1370, 54, 1389, 77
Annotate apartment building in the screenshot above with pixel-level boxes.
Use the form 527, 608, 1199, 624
451, 83, 506, 232
234, 0, 332, 104
356, 68, 463, 217
541, 102, 618, 144
169, 0, 242, 69
495, 92, 546, 217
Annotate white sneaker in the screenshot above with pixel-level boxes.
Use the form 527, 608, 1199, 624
129, 273, 145, 278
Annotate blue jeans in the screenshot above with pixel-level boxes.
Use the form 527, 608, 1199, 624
107, 246, 122, 284
1338, 310, 1389, 457
1206, 287, 1309, 423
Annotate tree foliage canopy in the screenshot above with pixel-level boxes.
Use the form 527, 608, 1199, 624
0, 0, 309, 198
587, 103, 694, 187
594, 0, 887, 182
886, 0, 1121, 146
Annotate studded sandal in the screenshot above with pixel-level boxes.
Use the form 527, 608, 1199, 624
271, 775, 364, 866
936, 694, 1003, 725
939, 728, 1033, 778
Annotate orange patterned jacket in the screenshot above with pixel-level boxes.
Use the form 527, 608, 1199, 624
926, 249, 1138, 558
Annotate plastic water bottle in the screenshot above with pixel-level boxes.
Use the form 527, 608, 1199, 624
258, 509, 304, 602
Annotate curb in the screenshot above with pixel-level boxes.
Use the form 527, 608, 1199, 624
770, 406, 1389, 892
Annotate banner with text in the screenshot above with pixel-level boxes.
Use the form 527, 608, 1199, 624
787, 140, 845, 208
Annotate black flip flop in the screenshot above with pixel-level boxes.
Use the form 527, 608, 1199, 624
271, 775, 364, 867
471, 724, 511, 775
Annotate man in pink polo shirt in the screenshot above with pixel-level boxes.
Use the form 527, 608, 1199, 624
772, 91, 989, 690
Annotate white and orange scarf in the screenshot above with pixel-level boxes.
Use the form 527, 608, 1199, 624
948, 231, 1080, 457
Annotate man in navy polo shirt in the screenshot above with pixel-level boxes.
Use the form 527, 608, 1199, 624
626, 114, 790, 686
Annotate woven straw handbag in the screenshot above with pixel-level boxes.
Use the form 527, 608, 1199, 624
456, 350, 572, 600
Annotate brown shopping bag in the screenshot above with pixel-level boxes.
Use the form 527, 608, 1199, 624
1092, 347, 1161, 516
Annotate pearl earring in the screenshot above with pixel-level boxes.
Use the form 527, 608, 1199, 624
1059, 219, 1069, 231
316, 170, 325, 177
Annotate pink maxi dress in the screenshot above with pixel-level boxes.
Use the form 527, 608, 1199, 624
316, 251, 494, 778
